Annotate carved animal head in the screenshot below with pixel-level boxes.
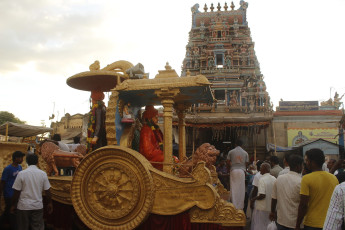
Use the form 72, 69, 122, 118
192, 143, 220, 170
178, 143, 220, 177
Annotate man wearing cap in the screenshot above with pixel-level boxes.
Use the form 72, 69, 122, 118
140, 105, 164, 170
87, 90, 107, 153
0, 151, 25, 230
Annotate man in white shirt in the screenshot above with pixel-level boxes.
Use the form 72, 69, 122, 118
11, 154, 53, 230
278, 152, 291, 177
249, 161, 263, 224
270, 154, 303, 230
323, 181, 345, 230
227, 139, 249, 210
270, 156, 283, 178
250, 160, 264, 209
68, 136, 81, 152
250, 163, 276, 230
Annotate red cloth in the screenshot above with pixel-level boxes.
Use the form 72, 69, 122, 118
139, 124, 164, 170
44, 200, 87, 230
137, 211, 243, 230
45, 201, 243, 230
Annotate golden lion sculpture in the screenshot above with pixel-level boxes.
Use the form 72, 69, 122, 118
178, 143, 220, 177
38, 141, 85, 176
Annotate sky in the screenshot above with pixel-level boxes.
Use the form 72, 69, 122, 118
1, 0, 345, 126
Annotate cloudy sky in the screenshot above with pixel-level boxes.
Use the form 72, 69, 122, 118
1, 0, 345, 126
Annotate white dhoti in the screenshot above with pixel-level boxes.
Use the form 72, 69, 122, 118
230, 169, 245, 210
250, 209, 270, 230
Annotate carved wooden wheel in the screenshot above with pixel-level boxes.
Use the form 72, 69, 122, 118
71, 146, 154, 230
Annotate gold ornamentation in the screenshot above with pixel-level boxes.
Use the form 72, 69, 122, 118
150, 162, 216, 215
49, 177, 72, 205
191, 162, 213, 184
102, 60, 134, 76
115, 75, 211, 92
105, 92, 118, 145
89, 60, 100, 71
88, 163, 139, 219
71, 146, 154, 230
189, 196, 246, 226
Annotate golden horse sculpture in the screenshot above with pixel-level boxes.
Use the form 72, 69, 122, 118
38, 141, 86, 176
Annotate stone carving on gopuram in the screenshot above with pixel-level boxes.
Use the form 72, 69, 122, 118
182, 2, 271, 114
180, 2, 273, 159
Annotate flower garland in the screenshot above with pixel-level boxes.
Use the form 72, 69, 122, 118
147, 120, 163, 150
87, 101, 103, 153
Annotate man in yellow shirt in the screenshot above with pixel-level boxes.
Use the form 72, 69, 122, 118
295, 148, 339, 230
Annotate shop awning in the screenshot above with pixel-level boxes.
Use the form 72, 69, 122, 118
266, 143, 293, 152
0, 122, 53, 137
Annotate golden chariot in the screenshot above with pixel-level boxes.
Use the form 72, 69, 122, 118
42, 60, 246, 229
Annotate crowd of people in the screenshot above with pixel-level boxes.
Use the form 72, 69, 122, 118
3, 139, 345, 229
216, 143, 345, 230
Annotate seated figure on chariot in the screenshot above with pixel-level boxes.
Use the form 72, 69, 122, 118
87, 91, 107, 153
139, 105, 164, 170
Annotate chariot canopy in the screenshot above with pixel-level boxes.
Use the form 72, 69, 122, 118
66, 60, 134, 92
115, 68, 214, 107
114, 63, 215, 173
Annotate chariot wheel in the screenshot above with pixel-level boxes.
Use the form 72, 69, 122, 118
71, 146, 154, 230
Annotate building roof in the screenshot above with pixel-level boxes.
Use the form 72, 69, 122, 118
274, 110, 343, 117
295, 138, 340, 148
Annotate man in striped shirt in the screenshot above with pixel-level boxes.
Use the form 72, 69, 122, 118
323, 181, 345, 230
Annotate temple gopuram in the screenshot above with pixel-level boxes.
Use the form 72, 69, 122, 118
179, 2, 272, 159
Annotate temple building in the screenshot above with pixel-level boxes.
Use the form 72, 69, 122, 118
179, 2, 272, 159
272, 100, 343, 149
50, 113, 88, 143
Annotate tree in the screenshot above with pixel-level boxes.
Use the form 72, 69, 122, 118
0, 111, 25, 125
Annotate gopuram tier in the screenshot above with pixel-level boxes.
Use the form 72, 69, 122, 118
180, 2, 273, 158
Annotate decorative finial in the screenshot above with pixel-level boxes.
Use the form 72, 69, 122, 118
217, 3, 221, 11
89, 60, 100, 71
186, 70, 191, 76
231, 1, 235, 10
204, 4, 208, 12
210, 3, 214, 12
224, 2, 228, 11
165, 62, 172, 70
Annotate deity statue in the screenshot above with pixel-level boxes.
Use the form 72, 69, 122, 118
194, 59, 199, 68
321, 91, 344, 109
121, 102, 134, 123
186, 60, 191, 69
334, 92, 344, 109
208, 57, 214, 68
292, 131, 308, 146
230, 91, 238, 106
139, 105, 164, 170
248, 98, 255, 112
225, 55, 231, 68
87, 91, 107, 153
